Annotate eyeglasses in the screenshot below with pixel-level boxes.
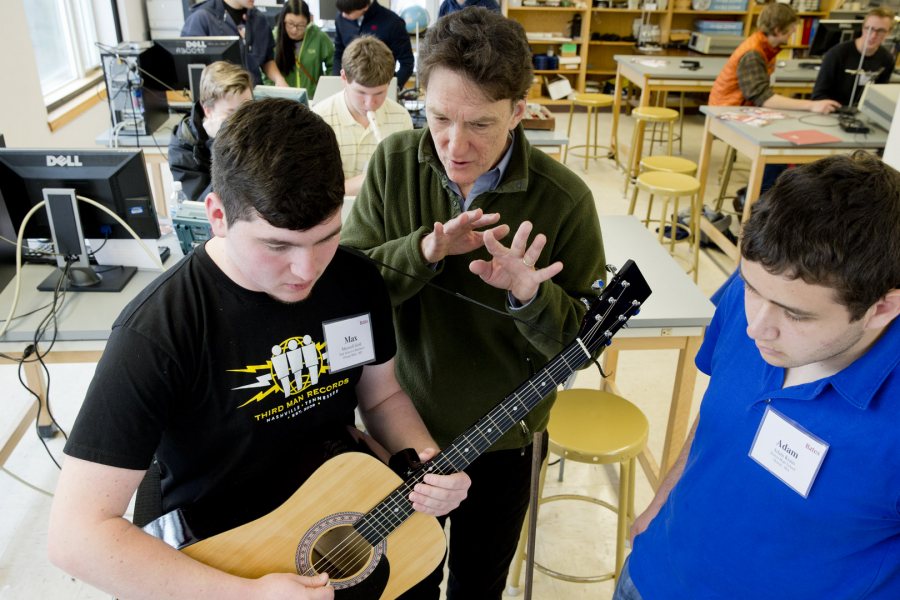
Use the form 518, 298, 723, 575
863, 26, 890, 36
285, 21, 308, 32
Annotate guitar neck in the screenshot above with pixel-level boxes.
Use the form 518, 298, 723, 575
353, 341, 590, 545
353, 260, 650, 547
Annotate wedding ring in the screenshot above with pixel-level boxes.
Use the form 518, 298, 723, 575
522, 256, 535, 268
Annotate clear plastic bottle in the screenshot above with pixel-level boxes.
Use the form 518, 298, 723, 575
168, 181, 188, 222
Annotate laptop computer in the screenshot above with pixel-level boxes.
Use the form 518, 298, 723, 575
253, 85, 309, 105
311, 76, 397, 105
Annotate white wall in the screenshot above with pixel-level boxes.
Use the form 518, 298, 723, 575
118, 0, 150, 41
0, 1, 112, 149
883, 97, 900, 170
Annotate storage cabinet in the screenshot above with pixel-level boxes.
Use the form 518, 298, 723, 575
504, 0, 836, 103
506, 6, 592, 105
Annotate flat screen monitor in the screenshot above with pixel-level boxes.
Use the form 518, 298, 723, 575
153, 36, 243, 101
253, 85, 309, 105
808, 20, 863, 58
318, 0, 339, 22
0, 149, 161, 292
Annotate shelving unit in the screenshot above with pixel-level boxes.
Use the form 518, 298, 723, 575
508, 5, 592, 104
504, 0, 836, 103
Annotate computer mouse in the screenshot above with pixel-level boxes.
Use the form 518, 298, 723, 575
777, 61, 786, 68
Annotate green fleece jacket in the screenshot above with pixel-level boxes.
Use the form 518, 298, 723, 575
341, 126, 606, 451
263, 24, 334, 99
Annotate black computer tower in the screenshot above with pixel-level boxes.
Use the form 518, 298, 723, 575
101, 42, 172, 136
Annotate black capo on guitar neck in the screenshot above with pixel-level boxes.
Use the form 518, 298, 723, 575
389, 448, 424, 479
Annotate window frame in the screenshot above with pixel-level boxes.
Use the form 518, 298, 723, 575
25, 0, 114, 111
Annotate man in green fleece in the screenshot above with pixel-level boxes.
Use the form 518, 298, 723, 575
341, 8, 605, 599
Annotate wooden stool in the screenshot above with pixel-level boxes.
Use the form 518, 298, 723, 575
633, 171, 702, 282
623, 106, 679, 195
564, 92, 615, 172
506, 389, 649, 592
627, 155, 698, 228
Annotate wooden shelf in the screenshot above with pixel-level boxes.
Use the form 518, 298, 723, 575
527, 38, 578, 44
529, 96, 577, 105
509, 6, 586, 11
672, 9, 746, 14
590, 8, 668, 12
505, 0, 837, 99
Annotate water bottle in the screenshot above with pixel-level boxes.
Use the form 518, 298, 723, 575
169, 181, 188, 222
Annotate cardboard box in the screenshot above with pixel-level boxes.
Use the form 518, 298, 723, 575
560, 43, 578, 57
522, 105, 556, 130
545, 75, 573, 100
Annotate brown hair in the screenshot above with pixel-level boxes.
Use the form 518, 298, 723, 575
757, 2, 799, 36
211, 99, 344, 230
740, 152, 900, 320
418, 7, 533, 103
341, 36, 395, 87
198, 61, 252, 109
866, 6, 896, 21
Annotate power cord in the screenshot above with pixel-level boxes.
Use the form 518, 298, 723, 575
0, 467, 54, 497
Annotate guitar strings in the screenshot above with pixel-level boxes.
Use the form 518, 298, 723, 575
300, 286, 634, 581
301, 284, 637, 581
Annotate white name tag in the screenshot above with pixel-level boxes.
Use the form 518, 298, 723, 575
748, 405, 829, 498
322, 313, 376, 374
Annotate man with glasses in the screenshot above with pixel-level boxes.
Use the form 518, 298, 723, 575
812, 7, 896, 107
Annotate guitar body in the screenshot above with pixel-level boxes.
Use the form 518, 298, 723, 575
182, 452, 445, 599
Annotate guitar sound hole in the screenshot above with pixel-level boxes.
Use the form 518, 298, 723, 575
310, 525, 373, 581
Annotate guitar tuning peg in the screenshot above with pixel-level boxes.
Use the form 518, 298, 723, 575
605, 264, 618, 276
579, 297, 591, 309
591, 279, 605, 294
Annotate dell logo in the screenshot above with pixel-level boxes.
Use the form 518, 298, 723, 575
185, 40, 207, 50
46, 155, 83, 167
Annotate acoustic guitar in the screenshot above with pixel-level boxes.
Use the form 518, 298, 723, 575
180, 260, 652, 598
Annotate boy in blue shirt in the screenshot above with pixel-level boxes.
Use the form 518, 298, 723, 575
617, 152, 900, 600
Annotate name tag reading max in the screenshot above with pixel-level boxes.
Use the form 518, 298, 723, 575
749, 405, 829, 498
323, 313, 376, 374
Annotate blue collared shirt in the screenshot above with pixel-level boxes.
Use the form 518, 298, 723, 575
448, 131, 515, 211
630, 274, 900, 600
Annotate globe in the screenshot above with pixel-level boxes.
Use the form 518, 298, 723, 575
400, 5, 430, 34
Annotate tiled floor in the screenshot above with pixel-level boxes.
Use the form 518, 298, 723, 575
0, 107, 742, 599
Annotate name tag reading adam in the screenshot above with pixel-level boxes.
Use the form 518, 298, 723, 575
323, 313, 376, 374
749, 405, 829, 498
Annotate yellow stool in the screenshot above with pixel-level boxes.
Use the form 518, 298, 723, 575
623, 106, 679, 195
564, 92, 615, 172
506, 389, 649, 592
633, 171, 702, 282
627, 155, 698, 227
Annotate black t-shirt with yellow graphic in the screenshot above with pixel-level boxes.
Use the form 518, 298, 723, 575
64, 244, 396, 539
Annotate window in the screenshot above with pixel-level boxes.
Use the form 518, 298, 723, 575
24, 0, 114, 108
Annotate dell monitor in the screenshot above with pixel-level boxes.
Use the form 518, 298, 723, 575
153, 36, 243, 102
0, 149, 161, 292
809, 20, 863, 57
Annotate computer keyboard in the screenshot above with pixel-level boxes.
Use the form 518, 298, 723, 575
22, 245, 171, 265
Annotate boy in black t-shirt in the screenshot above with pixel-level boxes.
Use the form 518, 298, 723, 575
48, 99, 470, 600
812, 7, 896, 107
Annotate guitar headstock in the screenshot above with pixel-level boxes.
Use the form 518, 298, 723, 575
579, 260, 652, 355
